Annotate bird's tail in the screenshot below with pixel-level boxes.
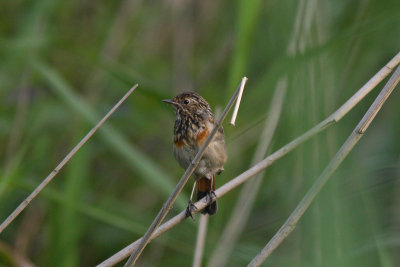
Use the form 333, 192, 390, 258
196, 175, 217, 215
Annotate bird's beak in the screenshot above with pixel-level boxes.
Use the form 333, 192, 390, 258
162, 99, 175, 105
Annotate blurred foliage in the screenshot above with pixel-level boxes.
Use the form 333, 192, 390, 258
1, 0, 400, 266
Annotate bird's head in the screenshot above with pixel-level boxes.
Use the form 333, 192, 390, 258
162, 91, 211, 116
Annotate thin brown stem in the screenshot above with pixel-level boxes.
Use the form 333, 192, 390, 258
0, 84, 139, 234
124, 78, 248, 267
192, 215, 208, 267
98, 51, 400, 267
208, 77, 287, 267
230, 77, 248, 125
247, 64, 400, 267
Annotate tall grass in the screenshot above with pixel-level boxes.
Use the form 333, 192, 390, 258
1, 0, 400, 266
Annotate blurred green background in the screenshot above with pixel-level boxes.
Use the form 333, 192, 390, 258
1, 0, 400, 266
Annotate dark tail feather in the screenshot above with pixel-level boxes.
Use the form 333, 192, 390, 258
196, 176, 217, 215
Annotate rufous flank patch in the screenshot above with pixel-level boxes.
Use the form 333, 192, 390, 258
196, 127, 209, 146
174, 139, 185, 148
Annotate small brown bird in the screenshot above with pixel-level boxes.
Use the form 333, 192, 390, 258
163, 91, 227, 216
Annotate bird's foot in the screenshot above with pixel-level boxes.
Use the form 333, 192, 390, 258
207, 190, 217, 204
185, 200, 197, 219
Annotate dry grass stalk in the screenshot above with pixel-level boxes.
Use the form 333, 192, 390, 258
192, 215, 209, 267
230, 77, 248, 125
208, 77, 287, 267
124, 78, 248, 267
0, 84, 139, 234
247, 64, 400, 267
98, 51, 400, 267
192, 77, 247, 267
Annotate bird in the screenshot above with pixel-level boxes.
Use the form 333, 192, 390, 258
163, 91, 227, 217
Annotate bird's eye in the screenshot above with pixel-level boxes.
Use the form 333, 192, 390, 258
183, 99, 190, 104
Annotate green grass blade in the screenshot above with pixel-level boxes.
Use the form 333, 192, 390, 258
227, 0, 263, 95
49, 128, 89, 267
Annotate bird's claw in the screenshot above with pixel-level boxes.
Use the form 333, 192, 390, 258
207, 191, 217, 204
185, 200, 197, 219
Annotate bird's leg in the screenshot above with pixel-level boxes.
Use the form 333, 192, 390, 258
207, 175, 217, 204
186, 181, 197, 219
190, 180, 196, 201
